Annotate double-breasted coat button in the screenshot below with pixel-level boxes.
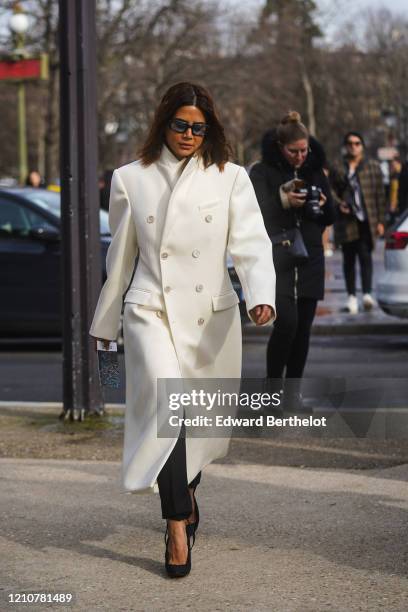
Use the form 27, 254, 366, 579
205, 214, 213, 223
164, 286, 171, 293
147, 215, 154, 223
192, 249, 200, 258
198, 318, 205, 325
161, 252, 168, 259
156, 311, 163, 318
195, 284, 203, 292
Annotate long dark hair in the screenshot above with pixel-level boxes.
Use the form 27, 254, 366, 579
139, 82, 232, 171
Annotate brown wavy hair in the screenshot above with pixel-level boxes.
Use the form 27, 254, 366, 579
277, 111, 309, 145
138, 82, 232, 171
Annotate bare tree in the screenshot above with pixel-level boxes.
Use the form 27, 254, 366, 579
1, 1, 408, 177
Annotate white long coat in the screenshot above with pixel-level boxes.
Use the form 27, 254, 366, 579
90, 145, 276, 493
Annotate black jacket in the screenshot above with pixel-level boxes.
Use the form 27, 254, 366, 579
398, 161, 408, 216
250, 131, 334, 300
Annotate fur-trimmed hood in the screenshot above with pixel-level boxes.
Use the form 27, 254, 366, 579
260, 129, 327, 176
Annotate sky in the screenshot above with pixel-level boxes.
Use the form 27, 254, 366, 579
225, 0, 408, 45
317, 0, 408, 12
316, 0, 408, 42
235, 0, 408, 16
1, 1, 407, 47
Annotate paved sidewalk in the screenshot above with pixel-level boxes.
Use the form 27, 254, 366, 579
312, 245, 408, 334
245, 244, 408, 336
1, 457, 408, 612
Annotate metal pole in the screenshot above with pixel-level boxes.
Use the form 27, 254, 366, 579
17, 80, 27, 184
59, 0, 103, 420
14, 27, 28, 185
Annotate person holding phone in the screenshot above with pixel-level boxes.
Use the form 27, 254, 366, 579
250, 111, 334, 412
90, 82, 276, 578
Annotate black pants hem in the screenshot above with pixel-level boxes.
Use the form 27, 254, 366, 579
157, 428, 201, 520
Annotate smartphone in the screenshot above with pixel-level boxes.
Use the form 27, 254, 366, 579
293, 179, 307, 195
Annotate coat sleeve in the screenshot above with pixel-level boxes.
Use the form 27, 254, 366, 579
227, 167, 276, 324
373, 161, 386, 224
328, 165, 346, 209
317, 171, 335, 227
250, 162, 286, 215
89, 169, 139, 340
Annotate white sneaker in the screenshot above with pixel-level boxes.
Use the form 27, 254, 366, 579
363, 293, 375, 311
346, 294, 358, 314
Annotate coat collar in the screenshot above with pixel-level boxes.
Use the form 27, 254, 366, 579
159, 143, 188, 167
159, 144, 200, 245
158, 144, 200, 189
343, 154, 367, 173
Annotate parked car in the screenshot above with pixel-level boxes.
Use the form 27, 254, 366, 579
377, 210, 408, 318
0, 188, 110, 336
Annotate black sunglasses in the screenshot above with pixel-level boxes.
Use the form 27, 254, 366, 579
168, 118, 208, 137
347, 140, 362, 146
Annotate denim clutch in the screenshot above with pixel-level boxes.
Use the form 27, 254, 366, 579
97, 341, 120, 388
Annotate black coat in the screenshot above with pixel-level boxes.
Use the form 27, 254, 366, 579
398, 161, 408, 216
250, 132, 335, 300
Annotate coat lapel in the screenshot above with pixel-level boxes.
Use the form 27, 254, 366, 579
159, 148, 200, 246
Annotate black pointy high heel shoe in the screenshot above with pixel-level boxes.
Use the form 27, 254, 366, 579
164, 522, 192, 578
186, 489, 200, 545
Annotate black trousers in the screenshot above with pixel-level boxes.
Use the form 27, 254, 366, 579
266, 294, 317, 380
157, 428, 201, 520
342, 220, 373, 295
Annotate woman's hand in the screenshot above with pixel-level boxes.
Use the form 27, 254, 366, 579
287, 191, 306, 208
249, 304, 275, 326
339, 200, 351, 214
377, 223, 385, 237
91, 337, 111, 351
319, 192, 327, 207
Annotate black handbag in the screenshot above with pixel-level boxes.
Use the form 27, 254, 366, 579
271, 226, 309, 266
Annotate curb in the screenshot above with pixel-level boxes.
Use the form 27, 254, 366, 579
312, 323, 408, 336
243, 322, 408, 337
0, 401, 125, 414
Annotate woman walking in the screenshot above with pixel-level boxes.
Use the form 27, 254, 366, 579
250, 111, 334, 412
90, 82, 276, 577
